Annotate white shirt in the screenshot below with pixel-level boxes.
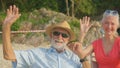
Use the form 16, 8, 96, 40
12, 46, 82, 68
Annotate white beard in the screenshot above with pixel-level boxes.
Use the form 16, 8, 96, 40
51, 38, 67, 51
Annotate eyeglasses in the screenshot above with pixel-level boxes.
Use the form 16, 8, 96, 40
104, 10, 119, 16
52, 31, 69, 38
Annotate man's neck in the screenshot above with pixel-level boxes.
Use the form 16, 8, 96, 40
56, 48, 65, 53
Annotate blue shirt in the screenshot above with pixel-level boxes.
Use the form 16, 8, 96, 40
12, 46, 82, 68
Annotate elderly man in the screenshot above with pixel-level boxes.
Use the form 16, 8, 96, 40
2, 5, 91, 68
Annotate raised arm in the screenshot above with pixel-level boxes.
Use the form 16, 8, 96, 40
78, 16, 94, 57
79, 16, 98, 68
68, 16, 94, 68
68, 16, 98, 68
2, 5, 21, 61
69, 16, 93, 57
79, 16, 92, 43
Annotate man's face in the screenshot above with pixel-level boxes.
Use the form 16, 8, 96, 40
50, 28, 70, 50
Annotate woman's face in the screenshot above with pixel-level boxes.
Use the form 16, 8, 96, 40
102, 16, 119, 36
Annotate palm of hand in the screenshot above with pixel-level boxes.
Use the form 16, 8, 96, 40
80, 16, 92, 34
80, 23, 90, 33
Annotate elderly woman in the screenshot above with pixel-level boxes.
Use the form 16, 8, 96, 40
68, 10, 120, 68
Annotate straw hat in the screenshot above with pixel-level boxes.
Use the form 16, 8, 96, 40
45, 21, 76, 41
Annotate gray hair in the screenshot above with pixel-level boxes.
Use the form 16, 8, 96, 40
102, 10, 119, 25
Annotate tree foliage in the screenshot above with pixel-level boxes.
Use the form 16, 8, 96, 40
0, 0, 120, 44
0, 0, 120, 18
74, 0, 97, 18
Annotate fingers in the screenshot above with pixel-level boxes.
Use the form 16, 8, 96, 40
16, 7, 19, 15
67, 41, 74, 50
67, 42, 81, 51
6, 6, 11, 16
86, 16, 90, 25
83, 16, 86, 24
13, 5, 16, 15
72, 42, 78, 51
7, 5, 19, 15
10, 6, 12, 14
12, 5, 19, 15
80, 16, 90, 24
15, 6, 21, 18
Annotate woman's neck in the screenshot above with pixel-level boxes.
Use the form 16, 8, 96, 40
103, 34, 118, 42
105, 36, 114, 40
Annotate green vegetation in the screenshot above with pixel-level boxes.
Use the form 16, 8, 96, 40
0, 0, 120, 44
1, 0, 120, 31
1, 0, 120, 17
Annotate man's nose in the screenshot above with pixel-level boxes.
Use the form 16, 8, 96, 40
58, 34, 63, 39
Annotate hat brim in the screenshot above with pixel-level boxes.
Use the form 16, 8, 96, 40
45, 24, 76, 41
